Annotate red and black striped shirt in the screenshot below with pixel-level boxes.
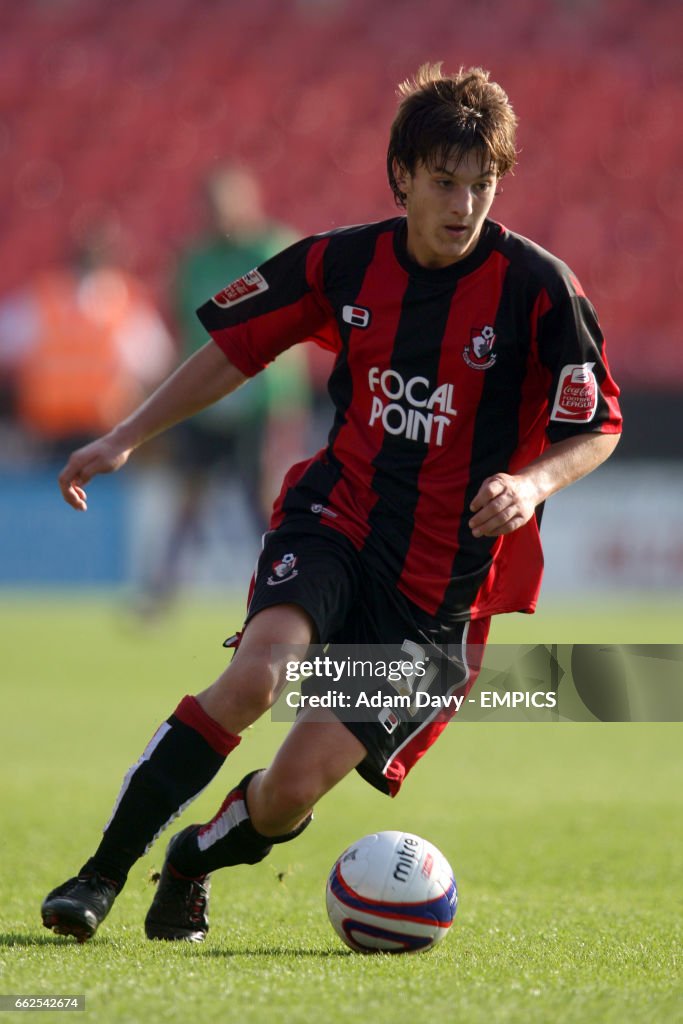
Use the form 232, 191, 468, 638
197, 217, 622, 621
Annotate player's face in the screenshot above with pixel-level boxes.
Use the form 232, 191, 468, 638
396, 150, 497, 269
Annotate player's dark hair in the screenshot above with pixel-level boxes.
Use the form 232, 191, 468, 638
387, 63, 518, 207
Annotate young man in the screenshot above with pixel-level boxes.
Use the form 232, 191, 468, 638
42, 64, 621, 943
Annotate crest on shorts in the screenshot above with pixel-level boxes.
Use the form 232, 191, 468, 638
463, 325, 497, 370
267, 552, 299, 586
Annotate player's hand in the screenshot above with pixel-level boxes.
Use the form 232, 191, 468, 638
468, 473, 539, 537
58, 436, 133, 511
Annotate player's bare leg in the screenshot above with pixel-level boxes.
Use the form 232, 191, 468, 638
247, 710, 367, 835
195, 603, 316, 734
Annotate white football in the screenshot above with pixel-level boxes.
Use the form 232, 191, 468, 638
326, 830, 457, 954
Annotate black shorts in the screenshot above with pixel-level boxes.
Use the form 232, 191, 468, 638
245, 517, 491, 796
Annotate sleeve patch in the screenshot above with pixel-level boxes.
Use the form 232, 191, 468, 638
550, 362, 598, 423
212, 269, 269, 309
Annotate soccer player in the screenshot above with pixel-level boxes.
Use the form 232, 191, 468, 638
42, 64, 621, 943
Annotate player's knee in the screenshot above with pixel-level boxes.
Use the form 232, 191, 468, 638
254, 770, 320, 826
228, 655, 281, 711
203, 652, 284, 729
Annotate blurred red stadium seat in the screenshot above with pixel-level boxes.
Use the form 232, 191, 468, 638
0, 0, 680, 386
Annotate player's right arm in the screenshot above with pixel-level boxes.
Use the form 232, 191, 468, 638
58, 341, 245, 510
59, 232, 338, 510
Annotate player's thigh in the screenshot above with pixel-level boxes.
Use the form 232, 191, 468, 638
197, 603, 316, 725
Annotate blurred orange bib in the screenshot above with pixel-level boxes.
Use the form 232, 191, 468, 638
16, 269, 147, 439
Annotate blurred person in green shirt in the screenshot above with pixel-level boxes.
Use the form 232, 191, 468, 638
141, 165, 312, 611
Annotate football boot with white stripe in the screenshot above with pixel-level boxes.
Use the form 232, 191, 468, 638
144, 826, 210, 942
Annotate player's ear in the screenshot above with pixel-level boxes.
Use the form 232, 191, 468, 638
392, 159, 410, 194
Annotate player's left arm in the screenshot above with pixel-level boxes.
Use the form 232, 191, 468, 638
468, 431, 619, 538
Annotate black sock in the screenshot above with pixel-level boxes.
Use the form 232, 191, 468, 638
168, 771, 312, 877
82, 695, 240, 890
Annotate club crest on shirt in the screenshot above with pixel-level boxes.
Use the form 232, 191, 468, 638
463, 325, 497, 370
267, 553, 299, 586
212, 269, 269, 309
551, 362, 598, 422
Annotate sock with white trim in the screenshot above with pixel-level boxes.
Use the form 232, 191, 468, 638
81, 695, 240, 890
167, 771, 312, 878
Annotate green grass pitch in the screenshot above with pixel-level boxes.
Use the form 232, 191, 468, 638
1, 594, 681, 1023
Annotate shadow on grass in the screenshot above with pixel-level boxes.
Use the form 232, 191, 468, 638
0, 932, 351, 957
